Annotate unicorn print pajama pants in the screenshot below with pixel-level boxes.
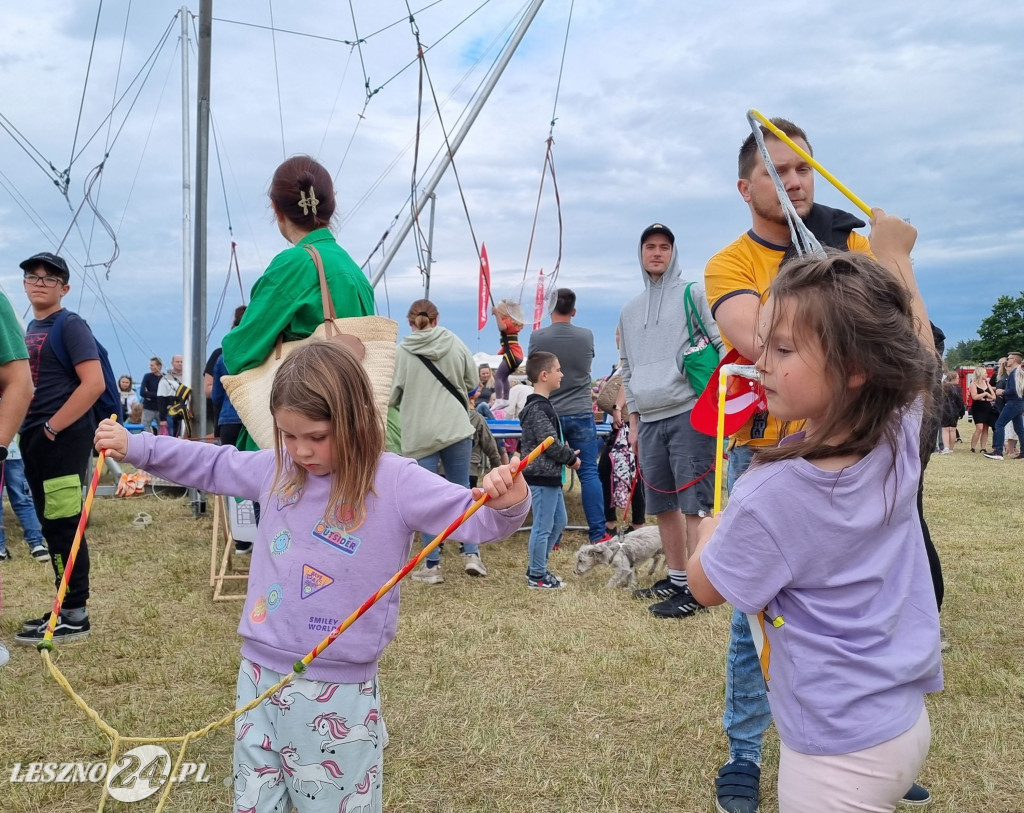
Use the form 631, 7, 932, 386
234, 658, 383, 813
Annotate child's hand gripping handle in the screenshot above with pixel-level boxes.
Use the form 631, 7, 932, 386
293, 436, 554, 673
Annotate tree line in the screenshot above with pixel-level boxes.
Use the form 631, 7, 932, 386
944, 291, 1024, 368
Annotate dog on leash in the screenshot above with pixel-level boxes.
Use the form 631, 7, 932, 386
573, 525, 664, 588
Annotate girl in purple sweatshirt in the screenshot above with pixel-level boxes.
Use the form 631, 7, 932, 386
95, 341, 530, 813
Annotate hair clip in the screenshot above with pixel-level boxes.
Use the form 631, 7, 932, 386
298, 186, 319, 216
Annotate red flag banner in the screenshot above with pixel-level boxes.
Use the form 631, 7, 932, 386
532, 268, 545, 329
477, 244, 491, 331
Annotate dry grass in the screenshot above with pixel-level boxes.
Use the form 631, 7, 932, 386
0, 418, 1022, 812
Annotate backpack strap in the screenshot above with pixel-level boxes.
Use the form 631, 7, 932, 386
45, 310, 77, 378
683, 283, 710, 344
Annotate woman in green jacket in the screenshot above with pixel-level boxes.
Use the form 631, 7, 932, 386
222, 155, 375, 450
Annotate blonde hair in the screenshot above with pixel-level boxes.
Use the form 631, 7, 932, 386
269, 341, 384, 525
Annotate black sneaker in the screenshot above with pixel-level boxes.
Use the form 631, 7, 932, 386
21, 610, 55, 632
526, 572, 564, 590
632, 577, 679, 600
0, 549, 11, 562
29, 544, 50, 562
715, 758, 760, 813
15, 614, 91, 645
649, 587, 707, 618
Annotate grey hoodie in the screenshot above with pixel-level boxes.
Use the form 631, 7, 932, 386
618, 237, 723, 422
390, 325, 477, 459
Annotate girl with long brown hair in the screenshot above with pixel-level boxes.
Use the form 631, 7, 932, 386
95, 341, 530, 812
688, 214, 942, 813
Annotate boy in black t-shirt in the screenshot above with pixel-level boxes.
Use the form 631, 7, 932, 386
14, 252, 105, 645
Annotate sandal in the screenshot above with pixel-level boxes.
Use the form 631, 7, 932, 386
131, 512, 153, 531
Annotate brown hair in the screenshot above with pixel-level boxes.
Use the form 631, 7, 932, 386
525, 351, 557, 384
269, 155, 336, 231
738, 117, 812, 180
756, 250, 936, 468
269, 341, 384, 525
406, 299, 438, 330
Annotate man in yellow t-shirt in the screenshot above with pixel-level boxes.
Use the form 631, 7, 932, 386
702, 119, 932, 813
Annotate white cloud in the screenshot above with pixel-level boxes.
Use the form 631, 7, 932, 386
0, 0, 1021, 381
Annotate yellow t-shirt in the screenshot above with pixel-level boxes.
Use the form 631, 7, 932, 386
704, 230, 871, 447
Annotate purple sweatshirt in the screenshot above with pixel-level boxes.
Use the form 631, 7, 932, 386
124, 433, 530, 683
702, 399, 942, 755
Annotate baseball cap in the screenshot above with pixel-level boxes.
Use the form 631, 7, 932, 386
20, 252, 70, 281
640, 223, 675, 245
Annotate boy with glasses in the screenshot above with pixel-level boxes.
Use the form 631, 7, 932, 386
14, 252, 105, 645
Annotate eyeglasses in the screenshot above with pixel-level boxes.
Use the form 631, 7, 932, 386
23, 273, 63, 288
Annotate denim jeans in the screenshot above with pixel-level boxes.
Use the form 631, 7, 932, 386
992, 400, 1024, 455
417, 437, 478, 564
558, 412, 604, 541
723, 442, 772, 762
527, 484, 567, 576
0, 458, 45, 553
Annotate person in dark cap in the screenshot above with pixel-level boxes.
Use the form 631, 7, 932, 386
618, 223, 723, 618
14, 252, 105, 645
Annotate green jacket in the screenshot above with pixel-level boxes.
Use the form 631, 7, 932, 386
390, 326, 476, 460
221, 229, 375, 449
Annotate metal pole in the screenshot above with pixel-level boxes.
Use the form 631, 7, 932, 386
180, 7, 193, 386
369, 0, 547, 287
423, 192, 436, 299
192, 0, 212, 440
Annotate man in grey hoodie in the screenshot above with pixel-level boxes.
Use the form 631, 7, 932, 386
619, 223, 723, 618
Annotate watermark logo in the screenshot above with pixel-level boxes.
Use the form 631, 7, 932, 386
10, 745, 210, 802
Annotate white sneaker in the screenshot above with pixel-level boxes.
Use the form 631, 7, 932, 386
411, 563, 444, 584
463, 553, 487, 577
0, 642, 9, 668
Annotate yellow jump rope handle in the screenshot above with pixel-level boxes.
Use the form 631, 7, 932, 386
714, 370, 728, 516
749, 109, 873, 219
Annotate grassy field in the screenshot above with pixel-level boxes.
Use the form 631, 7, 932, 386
1, 418, 1022, 812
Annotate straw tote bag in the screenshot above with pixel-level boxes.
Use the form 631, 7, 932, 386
222, 245, 397, 450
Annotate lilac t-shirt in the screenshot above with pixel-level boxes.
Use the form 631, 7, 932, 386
702, 399, 942, 755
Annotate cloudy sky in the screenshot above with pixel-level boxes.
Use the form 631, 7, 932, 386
0, 0, 1021, 384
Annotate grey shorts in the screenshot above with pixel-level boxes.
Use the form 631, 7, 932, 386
637, 410, 715, 516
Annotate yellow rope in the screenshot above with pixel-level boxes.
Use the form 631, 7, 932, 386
37, 438, 547, 810
41, 648, 296, 811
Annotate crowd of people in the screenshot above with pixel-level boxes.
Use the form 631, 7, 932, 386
1, 124, 1010, 812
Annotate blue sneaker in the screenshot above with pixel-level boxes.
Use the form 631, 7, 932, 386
526, 572, 564, 590
899, 783, 932, 806
715, 758, 759, 813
